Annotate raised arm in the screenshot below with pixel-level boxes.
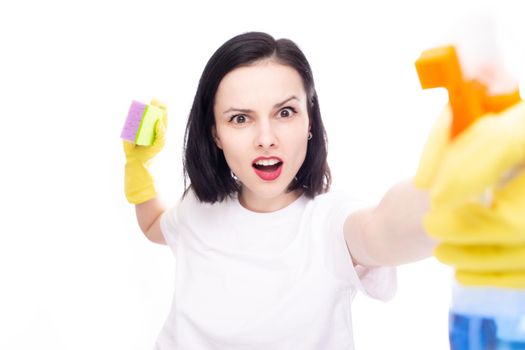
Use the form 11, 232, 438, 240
122, 99, 169, 245
135, 198, 166, 245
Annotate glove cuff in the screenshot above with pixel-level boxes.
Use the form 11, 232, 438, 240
124, 161, 157, 204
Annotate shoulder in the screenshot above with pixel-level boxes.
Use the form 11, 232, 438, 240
178, 188, 222, 211
310, 190, 366, 212
298, 190, 368, 231
163, 189, 234, 228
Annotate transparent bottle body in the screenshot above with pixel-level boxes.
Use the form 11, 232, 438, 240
449, 283, 525, 350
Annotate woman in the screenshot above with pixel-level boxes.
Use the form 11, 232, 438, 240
122, 31, 525, 349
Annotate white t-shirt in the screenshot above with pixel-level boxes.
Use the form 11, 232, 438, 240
156, 189, 396, 350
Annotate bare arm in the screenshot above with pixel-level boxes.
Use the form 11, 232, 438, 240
135, 197, 167, 245
344, 179, 437, 267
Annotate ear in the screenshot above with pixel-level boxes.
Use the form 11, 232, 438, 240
212, 125, 223, 149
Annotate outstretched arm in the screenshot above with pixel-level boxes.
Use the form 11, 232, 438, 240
343, 179, 436, 267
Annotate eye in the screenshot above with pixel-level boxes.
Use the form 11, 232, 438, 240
279, 107, 296, 118
229, 114, 248, 124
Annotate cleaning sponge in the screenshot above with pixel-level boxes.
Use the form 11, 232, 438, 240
121, 100, 164, 146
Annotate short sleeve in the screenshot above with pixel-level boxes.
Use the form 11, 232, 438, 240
327, 191, 397, 301
353, 264, 397, 301
160, 203, 180, 251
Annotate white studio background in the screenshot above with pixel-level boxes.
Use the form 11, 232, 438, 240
1, 0, 524, 349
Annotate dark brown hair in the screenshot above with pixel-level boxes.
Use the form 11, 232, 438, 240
183, 31, 331, 203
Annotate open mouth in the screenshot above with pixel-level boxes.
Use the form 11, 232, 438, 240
252, 159, 283, 181
252, 161, 283, 172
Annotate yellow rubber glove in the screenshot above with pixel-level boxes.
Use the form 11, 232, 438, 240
123, 99, 167, 204
415, 101, 525, 289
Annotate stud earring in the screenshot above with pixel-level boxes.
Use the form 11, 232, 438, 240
231, 171, 239, 181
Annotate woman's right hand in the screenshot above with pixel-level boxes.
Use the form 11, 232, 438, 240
123, 99, 168, 204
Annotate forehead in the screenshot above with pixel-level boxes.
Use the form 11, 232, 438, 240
214, 60, 306, 107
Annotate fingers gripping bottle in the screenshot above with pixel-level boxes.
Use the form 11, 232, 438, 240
415, 20, 525, 350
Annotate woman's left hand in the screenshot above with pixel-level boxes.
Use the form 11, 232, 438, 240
415, 101, 525, 288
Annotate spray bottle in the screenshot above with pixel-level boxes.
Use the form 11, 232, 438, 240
415, 18, 525, 350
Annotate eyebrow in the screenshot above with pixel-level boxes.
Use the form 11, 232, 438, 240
222, 96, 300, 114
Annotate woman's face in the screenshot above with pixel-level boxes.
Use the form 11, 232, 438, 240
213, 59, 310, 212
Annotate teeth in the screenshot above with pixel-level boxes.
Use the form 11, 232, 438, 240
255, 159, 280, 166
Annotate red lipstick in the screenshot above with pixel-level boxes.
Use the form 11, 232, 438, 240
252, 156, 283, 181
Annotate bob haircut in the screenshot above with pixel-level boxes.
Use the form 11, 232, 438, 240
183, 31, 331, 203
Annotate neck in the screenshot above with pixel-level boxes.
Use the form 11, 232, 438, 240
239, 188, 303, 213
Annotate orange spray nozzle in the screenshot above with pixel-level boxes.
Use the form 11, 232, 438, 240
415, 45, 521, 139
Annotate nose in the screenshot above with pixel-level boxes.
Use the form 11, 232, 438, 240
254, 120, 277, 149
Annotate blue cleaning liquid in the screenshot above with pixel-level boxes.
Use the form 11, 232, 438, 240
449, 284, 525, 350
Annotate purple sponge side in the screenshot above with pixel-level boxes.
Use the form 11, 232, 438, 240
121, 100, 147, 142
